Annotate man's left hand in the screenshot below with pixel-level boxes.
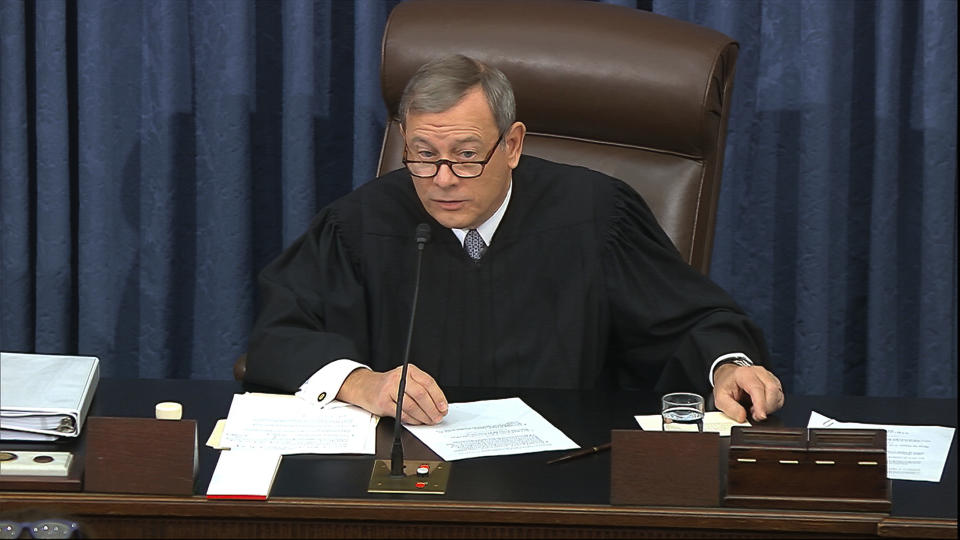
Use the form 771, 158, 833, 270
712, 364, 784, 423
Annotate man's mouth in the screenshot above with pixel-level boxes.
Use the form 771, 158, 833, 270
434, 200, 466, 211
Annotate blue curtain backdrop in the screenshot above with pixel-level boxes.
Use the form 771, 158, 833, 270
0, 0, 955, 398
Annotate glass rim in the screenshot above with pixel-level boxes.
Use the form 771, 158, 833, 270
661, 392, 704, 403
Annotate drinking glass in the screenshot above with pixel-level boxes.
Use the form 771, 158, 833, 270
661, 392, 705, 432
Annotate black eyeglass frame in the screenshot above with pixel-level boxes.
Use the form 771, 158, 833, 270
401, 131, 505, 179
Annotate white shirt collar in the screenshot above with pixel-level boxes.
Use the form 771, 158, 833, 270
452, 181, 512, 247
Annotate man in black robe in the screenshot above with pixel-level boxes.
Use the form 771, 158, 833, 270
246, 55, 783, 425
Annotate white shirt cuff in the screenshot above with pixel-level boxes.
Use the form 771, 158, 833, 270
708, 352, 753, 387
295, 359, 370, 408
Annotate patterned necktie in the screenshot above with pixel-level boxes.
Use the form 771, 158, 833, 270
464, 229, 487, 261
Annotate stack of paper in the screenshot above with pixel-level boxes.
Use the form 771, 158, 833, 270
218, 393, 378, 455
1, 352, 100, 441
206, 449, 282, 500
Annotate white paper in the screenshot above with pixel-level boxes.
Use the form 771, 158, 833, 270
807, 411, 956, 482
219, 393, 378, 455
404, 397, 578, 461
0, 428, 58, 442
206, 449, 281, 499
634, 411, 750, 436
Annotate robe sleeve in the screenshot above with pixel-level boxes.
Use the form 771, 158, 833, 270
601, 179, 770, 395
244, 207, 369, 393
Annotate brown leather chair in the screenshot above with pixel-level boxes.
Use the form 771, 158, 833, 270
237, 0, 739, 381
378, 0, 739, 275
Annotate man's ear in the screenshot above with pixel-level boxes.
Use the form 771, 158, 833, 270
504, 121, 526, 169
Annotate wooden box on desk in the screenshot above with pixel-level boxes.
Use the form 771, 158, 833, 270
84, 417, 197, 496
610, 429, 721, 507
725, 426, 890, 512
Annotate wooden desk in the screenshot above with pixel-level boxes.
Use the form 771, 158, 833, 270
1, 379, 956, 538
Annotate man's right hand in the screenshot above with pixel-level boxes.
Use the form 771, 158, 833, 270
336, 364, 448, 425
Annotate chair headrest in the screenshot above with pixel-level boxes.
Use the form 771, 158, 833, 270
381, 0, 738, 158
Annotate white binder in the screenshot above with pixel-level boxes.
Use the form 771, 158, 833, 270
0, 352, 100, 441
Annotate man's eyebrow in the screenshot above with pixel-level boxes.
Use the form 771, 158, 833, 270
407, 136, 435, 147
407, 135, 483, 148
407, 135, 483, 150
453, 135, 483, 144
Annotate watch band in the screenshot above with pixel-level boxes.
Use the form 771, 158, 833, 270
719, 357, 754, 368
708, 353, 755, 386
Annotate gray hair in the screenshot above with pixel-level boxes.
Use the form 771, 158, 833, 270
398, 55, 516, 135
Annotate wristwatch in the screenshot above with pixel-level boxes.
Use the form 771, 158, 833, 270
717, 356, 754, 369
709, 354, 755, 387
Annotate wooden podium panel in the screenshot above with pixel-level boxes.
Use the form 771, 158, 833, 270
84, 416, 197, 496
726, 427, 891, 512
610, 429, 721, 507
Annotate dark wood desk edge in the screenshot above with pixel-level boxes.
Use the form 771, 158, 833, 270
1, 491, 895, 536
878, 517, 958, 539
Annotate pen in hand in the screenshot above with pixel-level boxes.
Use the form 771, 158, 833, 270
546, 442, 612, 464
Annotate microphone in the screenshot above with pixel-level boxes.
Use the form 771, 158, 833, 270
415, 222, 431, 246
390, 223, 431, 476
368, 223, 449, 494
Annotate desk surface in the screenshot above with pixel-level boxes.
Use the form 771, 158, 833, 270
1, 378, 956, 539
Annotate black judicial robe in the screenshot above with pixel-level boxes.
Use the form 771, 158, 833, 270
246, 155, 769, 396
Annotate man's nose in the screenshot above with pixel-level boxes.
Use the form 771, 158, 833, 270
433, 163, 460, 188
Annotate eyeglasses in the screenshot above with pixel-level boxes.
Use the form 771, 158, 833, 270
402, 132, 504, 179
0, 519, 79, 539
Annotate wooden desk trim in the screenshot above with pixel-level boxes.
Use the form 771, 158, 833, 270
878, 517, 958, 539
0, 491, 902, 537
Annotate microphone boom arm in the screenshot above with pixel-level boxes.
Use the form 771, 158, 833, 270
367, 223, 451, 495
390, 236, 427, 476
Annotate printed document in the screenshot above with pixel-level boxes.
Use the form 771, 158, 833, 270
634, 411, 750, 436
404, 397, 578, 460
219, 393, 377, 455
808, 411, 956, 482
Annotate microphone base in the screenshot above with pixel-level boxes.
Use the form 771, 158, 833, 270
367, 459, 450, 494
